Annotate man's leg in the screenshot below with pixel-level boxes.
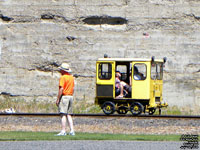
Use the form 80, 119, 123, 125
55, 114, 67, 136
67, 114, 74, 133
116, 84, 124, 98
61, 114, 67, 132
120, 84, 124, 95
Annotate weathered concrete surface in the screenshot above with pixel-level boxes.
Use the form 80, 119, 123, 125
0, 0, 199, 111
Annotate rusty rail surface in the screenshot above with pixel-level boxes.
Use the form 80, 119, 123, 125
0, 113, 200, 119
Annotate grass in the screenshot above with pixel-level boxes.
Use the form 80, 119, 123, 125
155, 106, 196, 116
0, 95, 198, 115
0, 131, 182, 141
154, 106, 182, 115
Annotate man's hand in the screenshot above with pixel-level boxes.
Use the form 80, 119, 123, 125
56, 87, 64, 107
56, 99, 60, 107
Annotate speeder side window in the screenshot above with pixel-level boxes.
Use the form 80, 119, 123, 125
151, 63, 163, 80
98, 63, 112, 80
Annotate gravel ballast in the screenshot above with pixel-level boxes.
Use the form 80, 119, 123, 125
0, 116, 199, 135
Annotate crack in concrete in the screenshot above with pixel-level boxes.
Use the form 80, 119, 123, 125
41, 13, 69, 23
82, 15, 128, 25
0, 14, 13, 22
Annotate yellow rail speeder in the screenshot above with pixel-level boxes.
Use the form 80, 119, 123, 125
95, 55, 168, 115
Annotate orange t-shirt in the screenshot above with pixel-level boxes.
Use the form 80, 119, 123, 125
59, 74, 74, 95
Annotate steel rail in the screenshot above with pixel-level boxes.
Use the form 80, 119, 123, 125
0, 113, 200, 119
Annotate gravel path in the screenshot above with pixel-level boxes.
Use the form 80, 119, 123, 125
0, 116, 200, 135
0, 141, 184, 150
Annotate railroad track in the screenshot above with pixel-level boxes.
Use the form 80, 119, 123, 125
0, 113, 200, 119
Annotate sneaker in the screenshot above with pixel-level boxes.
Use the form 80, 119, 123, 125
69, 131, 75, 136
55, 131, 66, 136
116, 95, 123, 99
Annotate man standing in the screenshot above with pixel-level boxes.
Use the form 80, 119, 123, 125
56, 63, 75, 136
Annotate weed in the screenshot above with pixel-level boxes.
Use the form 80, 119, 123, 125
0, 96, 198, 115
158, 105, 197, 115
0, 96, 102, 114
73, 100, 102, 114
0, 96, 57, 113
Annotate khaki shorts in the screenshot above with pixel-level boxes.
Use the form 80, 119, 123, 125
58, 95, 73, 114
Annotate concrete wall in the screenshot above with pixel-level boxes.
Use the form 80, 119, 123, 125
0, 0, 199, 110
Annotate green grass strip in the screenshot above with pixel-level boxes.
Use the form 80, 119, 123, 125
0, 131, 182, 141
